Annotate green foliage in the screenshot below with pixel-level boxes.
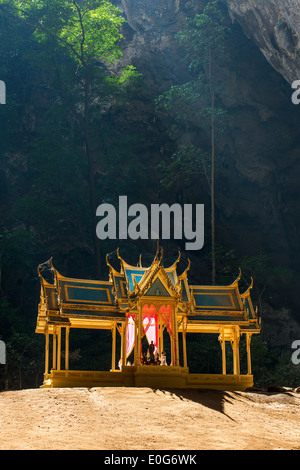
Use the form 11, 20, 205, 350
108, 65, 142, 88
155, 0, 231, 209
239, 253, 293, 284
186, 334, 222, 374
185, 334, 300, 388
155, 0, 230, 122
156, 145, 209, 188
14, 0, 126, 64
0, 228, 36, 268
250, 337, 300, 388
68, 329, 113, 371
176, 0, 229, 74
11, 0, 140, 107
0, 299, 44, 390
0, 0, 146, 387
155, 78, 228, 136
0, 0, 142, 271
156, 144, 226, 192
204, 244, 293, 293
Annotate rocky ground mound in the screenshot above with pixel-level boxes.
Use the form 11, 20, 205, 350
0, 386, 300, 450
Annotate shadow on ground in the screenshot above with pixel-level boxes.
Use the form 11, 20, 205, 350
152, 388, 237, 421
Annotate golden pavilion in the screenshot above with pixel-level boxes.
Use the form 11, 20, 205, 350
36, 247, 261, 390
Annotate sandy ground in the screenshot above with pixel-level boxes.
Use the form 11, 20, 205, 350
0, 386, 300, 450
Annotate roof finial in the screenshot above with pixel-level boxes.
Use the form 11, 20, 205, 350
159, 246, 164, 264
229, 268, 242, 287
169, 250, 181, 270
155, 241, 160, 258
178, 258, 190, 279
242, 277, 254, 296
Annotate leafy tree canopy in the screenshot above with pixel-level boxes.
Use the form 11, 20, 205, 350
176, 0, 229, 74
13, 0, 126, 64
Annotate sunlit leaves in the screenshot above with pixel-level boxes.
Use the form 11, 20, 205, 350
14, 0, 126, 64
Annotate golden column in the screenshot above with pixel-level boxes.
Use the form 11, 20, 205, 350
182, 316, 188, 369
246, 333, 252, 375
137, 304, 143, 365
121, 322, 127, 368
52, 326, 57, 370
158, 312, 164, 356
111, 323, 116, 371
65, 326, 70, 371
44, 326, 49, 376
57, 326, 61, 371
220, 327, 226, 375
232, 326, 240, 375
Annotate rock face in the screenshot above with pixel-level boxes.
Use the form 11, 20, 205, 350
223, 0, 300, 83
109, 0, 300, 345
118, 0, 300, 83
114, 0, 300, 265
115, 0, 205, 92
120, 0, 202, 32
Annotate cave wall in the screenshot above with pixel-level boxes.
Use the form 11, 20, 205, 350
223, 0, 300, 83
108, 0, 300, 346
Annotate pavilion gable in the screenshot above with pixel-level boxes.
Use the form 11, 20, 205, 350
143, 277, 171, 297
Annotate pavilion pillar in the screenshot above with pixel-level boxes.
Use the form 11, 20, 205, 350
137, 304, 143, 365
133, 314, 139, 366
175, 309, 180, 367
57, 326, 61, 371
232, 326, 240, 375
65, 326, 70, 371
246, 333, 252, 375
220, 327, 226, 375
182, 317, 188, 369
159, 314, 164, 356
170, 309, 175, 365
111, 323, 116, 371
171, 306, 179, 366
232, 332, 237, 375
52, 327, 57, 370
44, 327, 49, 376
121, 322, 127, 368
237, 328, 240, 374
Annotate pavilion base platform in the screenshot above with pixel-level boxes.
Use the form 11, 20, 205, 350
41, 366, 254, 391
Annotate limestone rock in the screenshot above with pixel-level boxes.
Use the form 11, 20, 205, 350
223, 0, 300, 83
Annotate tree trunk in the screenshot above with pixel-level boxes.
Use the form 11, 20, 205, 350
209, 44, 216, 285
211, 90, 215, 285
75, 0, 102, 277
83, 66, 102, 277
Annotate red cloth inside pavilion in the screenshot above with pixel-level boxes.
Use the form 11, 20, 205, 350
121, 304, 173, 364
